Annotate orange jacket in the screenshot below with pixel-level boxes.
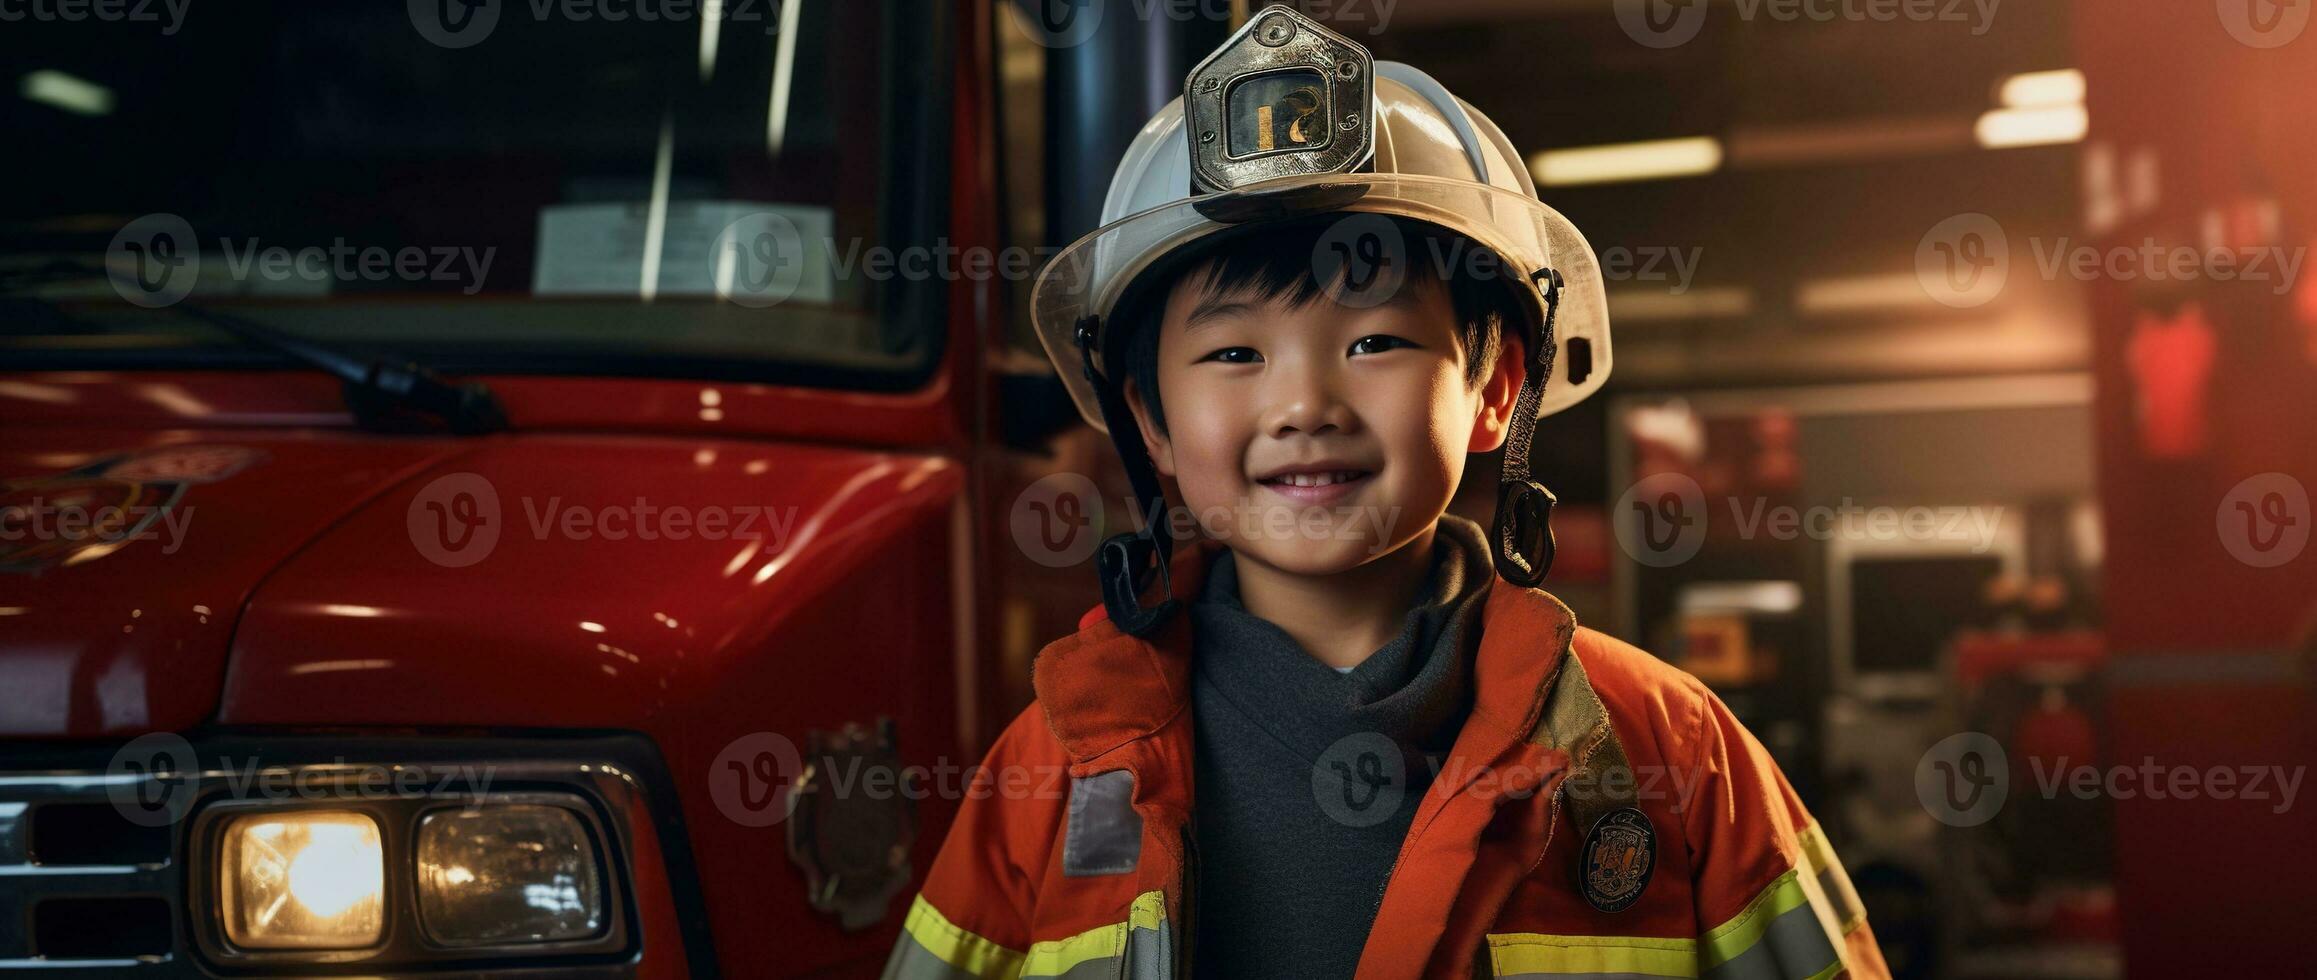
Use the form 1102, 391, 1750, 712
885, 550, 1891, 979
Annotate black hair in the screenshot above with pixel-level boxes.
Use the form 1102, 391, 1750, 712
1112, 214, 1522, 434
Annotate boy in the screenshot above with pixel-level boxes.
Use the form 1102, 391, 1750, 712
886, 8, 1889, 978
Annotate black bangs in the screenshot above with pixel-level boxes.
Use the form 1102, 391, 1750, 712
1115, 214, 1518, 435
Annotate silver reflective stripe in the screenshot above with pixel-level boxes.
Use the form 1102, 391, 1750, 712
1817, 862, 1864, 935
1798, 824, 1866, 936
1700, 900, 1839, 980
1062, 769, 1142, 877
1126, 916, 1172, 979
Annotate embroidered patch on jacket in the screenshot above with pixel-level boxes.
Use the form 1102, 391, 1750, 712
1579, 807, 1656, 913
1063, 769, 1143, 877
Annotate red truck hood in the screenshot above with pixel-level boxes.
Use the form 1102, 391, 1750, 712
0, 426, 956, 737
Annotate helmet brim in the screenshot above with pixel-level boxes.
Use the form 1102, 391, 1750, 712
1030, 173, 1613, 433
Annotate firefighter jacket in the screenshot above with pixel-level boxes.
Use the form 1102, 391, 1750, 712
883, 543, 1892, 979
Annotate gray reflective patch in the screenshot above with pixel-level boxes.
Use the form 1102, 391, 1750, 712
1063, 770, 1143, 877
1702, 899, 1839, 980
881, 927, 988, 980
1021, 920, 1173, 979
1125, 921, 1171, 979
1818, 863, 1863, 930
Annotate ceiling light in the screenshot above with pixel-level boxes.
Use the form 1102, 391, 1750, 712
1530, 137, 1722, 187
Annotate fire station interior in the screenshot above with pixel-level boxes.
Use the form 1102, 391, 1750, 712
0, 0, 2310, 977
984, 3, 2312, 978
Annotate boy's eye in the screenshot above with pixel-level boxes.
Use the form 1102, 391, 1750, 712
1199, 347, 1262, 364
1349, 335, 1416, 356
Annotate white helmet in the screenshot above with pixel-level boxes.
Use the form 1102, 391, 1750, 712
1029, 8, 1614, 430
1031, 5, 1612, 626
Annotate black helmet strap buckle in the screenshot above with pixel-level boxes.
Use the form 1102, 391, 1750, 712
1075, 315, 1180, 636
1494, 267, 1565, 588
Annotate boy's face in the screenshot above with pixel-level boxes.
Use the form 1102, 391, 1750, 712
1127, 274, 1524, 576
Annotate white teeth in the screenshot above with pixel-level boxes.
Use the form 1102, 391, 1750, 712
1276, 471, 1361, 487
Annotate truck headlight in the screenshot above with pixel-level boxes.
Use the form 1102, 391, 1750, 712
184, 759, 643, 971
417, 803, 606, 945
218, 811, 386, 949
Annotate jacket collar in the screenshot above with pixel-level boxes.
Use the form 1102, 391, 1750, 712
1032, 540, 1219, 767
1031, 540, 1580, 769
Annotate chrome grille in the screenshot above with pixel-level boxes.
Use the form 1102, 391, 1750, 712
0, 772, 185, 971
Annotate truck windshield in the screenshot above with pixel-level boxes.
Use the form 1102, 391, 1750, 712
0, 0, 950, 390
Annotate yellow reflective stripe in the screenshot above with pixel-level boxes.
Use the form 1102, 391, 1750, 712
1486, 932, 1701, 978
1795, 823, 1868, 935
1127, 889, 1166, 931
900, 895, 1026, 977
1021, 891, 1167, 978
1700, 869, 1810, 969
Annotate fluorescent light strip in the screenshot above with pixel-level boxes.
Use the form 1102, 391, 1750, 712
1794, 273, 1939, 315
1975, 105, 2089, 149
1530, 136, 1722, 187
698, 0, 724, 82
1609, 287, 1753, 322
1998, 68, 2085, 109
1527, 72, 2080, 183
766, 0, 804, 158
21, 70, 113, 117
639, 114, 676, 303
1679, 581, 1805, 615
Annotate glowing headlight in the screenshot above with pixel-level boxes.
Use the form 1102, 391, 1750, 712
416, 804, 605, 945
219, 811, 385, 949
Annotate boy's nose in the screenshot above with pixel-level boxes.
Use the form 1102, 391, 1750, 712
1262, 376, 1357, 438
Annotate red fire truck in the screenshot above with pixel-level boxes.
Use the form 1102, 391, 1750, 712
0, 0, 1156, 974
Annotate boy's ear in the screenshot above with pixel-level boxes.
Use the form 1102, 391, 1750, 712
1467, 333, 1527, 454
1121, 376, 1177, 478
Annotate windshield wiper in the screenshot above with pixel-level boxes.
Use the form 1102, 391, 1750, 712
1, 260, 509, 435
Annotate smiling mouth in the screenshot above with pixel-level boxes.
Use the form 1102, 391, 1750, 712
1259, 470, 1372, 488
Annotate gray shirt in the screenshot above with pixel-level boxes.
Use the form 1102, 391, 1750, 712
1187, 516, 1494, 978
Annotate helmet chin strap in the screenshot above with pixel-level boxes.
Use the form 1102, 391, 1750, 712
1494, 268, 1564, 588
1075, 315, 1181, 638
